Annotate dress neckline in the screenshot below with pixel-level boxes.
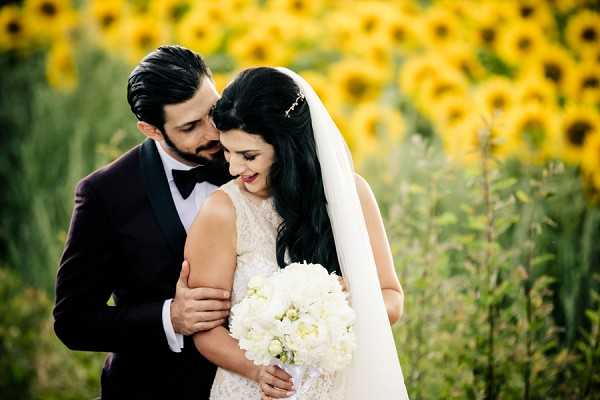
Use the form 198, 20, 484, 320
231, 179, 273, 210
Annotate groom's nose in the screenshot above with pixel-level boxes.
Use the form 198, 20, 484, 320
204, 120, 219, 141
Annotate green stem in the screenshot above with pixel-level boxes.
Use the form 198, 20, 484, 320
480, 123, 496, 400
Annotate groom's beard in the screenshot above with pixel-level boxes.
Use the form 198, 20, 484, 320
161, 130, 226, 166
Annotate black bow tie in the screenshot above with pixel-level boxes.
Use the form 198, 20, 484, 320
172, 164, 230, 199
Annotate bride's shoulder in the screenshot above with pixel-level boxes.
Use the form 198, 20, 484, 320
199, 189, 236, 224
186, 189, 236, 255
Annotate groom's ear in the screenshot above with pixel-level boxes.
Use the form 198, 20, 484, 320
137, 121, 163, 141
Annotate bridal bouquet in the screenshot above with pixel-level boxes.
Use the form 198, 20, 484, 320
230, 262, 356, 393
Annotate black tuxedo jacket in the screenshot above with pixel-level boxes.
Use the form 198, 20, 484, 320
53, 139, 231, 399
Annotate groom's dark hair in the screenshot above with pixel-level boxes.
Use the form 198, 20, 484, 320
127, 45, 212, 131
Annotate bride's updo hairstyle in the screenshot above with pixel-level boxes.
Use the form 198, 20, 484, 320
211, 67, 341, 275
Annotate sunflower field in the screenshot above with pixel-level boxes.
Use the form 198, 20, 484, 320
1, 0, 600, 398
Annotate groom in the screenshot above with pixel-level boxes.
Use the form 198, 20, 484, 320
53, 46, 232, 399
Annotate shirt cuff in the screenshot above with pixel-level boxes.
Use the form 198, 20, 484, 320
162, 299, 184, 353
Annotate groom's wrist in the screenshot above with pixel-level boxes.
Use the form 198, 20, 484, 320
162, 299, 183, 352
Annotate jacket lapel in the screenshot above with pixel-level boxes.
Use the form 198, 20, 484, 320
139, 139, 186, 259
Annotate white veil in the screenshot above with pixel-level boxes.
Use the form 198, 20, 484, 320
277, 67, 409, 400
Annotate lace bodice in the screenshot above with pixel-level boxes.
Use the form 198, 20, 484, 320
223, 181, 281, 306
209, 180, 343, 400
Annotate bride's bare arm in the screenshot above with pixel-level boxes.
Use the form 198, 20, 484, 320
355, 174, 405, 324
184, 191, 258, 381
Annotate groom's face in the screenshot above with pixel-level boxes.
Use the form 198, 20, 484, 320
160, 76, 224, 165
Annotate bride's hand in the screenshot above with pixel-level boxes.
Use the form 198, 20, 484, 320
338, 276, 349, 293
256, 365, 295, 399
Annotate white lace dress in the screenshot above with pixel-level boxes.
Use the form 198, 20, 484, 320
209, 180, 344, 400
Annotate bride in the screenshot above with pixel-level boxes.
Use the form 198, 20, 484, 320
184, 67, 409, 400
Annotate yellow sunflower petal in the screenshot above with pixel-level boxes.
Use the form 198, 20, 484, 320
0, 5, 29, 51
566, 10, 600, 56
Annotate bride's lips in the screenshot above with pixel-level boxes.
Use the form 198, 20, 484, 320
241, 174, 258, 184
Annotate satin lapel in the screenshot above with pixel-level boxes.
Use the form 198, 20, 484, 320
139, 139, 186, 258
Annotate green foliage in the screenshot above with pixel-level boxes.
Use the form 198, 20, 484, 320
365, 132, 600, 399
0, 268, 104, 400
0, 268, 49, 398
1, 46, 139, 292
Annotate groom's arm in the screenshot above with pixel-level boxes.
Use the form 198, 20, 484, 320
53, 177, 167, 353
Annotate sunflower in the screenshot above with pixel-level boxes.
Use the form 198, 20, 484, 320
149, 0, 190, 24
475, 77, 516, 119
503, 104, 559, 164
231, 28, 291, 68
352, 34, 393, 79
125, 16, 166, 64
220, 0, 258, 28
509, 0, 555, 32
557, 105, 600, 164
442, 42, 486, 81
468, 3, 507, 51
251, 9, 306, 43
330, 60, 384, 105
324, 12, 360, 53
0, 5, 29, 51
582, 132, 600, 189
581, 47, 600, 68
443, 115, 508, 166
546, 0, 578, 14
88, 0, 126, 50
46, 39, 77, 92
382, 10, 417, 52
353, 2, 391, 38
497, 21, 547, 65
515, 75, 557, 109
433, 95, 475, 134
24, 0, 77, 40
302, 70, 336, 107
566, 10, 600, 56
398, 54, 440, 98
351, 104, 405, 155
268, 0, 323, 19
176, 9, 223, 55
566, 64, 600, 105
416, 68, 469, 114
522, 44, 576, 94
437, 0, 478, 21
89, 0, 123, 33
331, 107, 364, 166
419, 5, 464, 49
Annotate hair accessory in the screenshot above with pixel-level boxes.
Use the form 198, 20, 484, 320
284, 91, 305, 118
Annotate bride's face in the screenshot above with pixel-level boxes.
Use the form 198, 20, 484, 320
219, 129, 275, 198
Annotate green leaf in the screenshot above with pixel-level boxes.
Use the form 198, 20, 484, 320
531, 254, 556, 267
515, 190, 530, 203
435, 212, 458, 226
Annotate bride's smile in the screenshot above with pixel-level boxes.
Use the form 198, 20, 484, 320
219, 128, 275, 199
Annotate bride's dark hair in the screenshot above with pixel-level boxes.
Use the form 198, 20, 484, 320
211, 67, 341, 275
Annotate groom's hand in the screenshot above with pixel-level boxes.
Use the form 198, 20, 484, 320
171, 260, 231, 335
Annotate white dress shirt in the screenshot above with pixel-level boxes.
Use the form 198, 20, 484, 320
155, 140, 219, 352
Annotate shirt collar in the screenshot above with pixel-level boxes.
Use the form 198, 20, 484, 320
154, 140, 196, 183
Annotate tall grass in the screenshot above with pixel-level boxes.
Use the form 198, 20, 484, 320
365, 134, 600, 398
1, 47, 139, 291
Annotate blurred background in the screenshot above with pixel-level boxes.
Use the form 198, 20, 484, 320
1, 0, 600, 398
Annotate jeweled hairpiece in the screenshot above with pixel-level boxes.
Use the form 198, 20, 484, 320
284, 91, 305, 118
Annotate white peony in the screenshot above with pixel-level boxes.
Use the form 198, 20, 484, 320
229, 262, 356, 374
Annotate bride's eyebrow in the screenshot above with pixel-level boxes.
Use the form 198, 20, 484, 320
220, 144, 259, 154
